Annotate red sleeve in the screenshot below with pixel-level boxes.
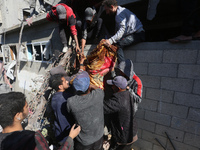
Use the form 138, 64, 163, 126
70, 25, 77, 35
68, 15, 77, 35
133, 74, 143, 97
34, 131, 49, 150
46, 13, 53, 21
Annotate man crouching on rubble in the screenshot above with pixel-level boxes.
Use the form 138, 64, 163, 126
0, 92, 81, 150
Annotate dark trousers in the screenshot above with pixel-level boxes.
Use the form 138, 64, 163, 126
74, 136, 103, 150
117, 31, 145, 63
179, 0, 200, 36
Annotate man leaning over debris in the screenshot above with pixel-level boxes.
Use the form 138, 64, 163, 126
101, 0, 145, 63
67, 71, 104, 150
46, 3, 80, 53
80, 7, 103, 53
0, 92, 81, 150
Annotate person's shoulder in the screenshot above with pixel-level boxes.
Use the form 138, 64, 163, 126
93, 88, 104, 94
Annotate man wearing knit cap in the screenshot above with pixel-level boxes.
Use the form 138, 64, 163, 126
104, 76, 138, 150
80, 7, 103, 53
46, 3, 80, 53
67, 71, 104, 150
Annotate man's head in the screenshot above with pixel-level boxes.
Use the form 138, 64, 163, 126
85, 7, 96, 23
102, 0, 118, 15
73, 71, 90, 94
107, 76, 127, 92
56, 5, 66, 20
49, 74, 69, 92
0, 92, 29, 129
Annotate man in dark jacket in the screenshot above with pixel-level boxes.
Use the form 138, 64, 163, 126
80, 7, 103, 53
104, 76, 138, 150
49, 73, 75, 145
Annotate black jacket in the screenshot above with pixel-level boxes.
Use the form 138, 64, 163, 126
104, 90, 137, 144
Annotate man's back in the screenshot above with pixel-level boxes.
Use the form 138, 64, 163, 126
104, 90, 137, 143
67, 88, 104, 146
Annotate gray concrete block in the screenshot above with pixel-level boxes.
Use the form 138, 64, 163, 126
139, 98, 158, 111
158, 102, 188, 119
148, 64, 178, 77
145, 111, 171, 126
136, 50, 163, 63
140, 75, 161, 88
153, 144, 165, 150
133, 63, 148, 75
123, 49, 136, 62
163, 50, 197, 64
155, 124, 184, 142
188, 108, 200, 122
193, 80, 200, 95
184, 133, 200, 148
171, 117, 200, 136
178, 64, 200, 80
142, 130, 167, 145
161, 77, 193, 93
133, 139, 153, 150
146, 88, 174, 103
197, 52, 200, 64
137, 118, 156, 132
135, 108, 145, 119
174, 92, 200, 108
166, 140, 199, 150
137, 128, 142, 138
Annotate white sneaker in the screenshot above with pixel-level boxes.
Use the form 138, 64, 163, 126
62, 46, 68, 53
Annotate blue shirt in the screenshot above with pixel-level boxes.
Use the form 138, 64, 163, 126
51, 91, 74, 143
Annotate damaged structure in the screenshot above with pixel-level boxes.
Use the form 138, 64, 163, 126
0, 0, 200, 150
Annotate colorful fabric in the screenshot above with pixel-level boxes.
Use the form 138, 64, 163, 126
86, 40, 118, 89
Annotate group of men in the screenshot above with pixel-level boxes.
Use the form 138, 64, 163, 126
46, 0, 145, 62
0, 0, 144, 150
46, 54, 143, 150
0, 57, 143, 150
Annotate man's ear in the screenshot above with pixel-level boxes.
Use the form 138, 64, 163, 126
14, 112, 22, 121
58, 84, 63, 91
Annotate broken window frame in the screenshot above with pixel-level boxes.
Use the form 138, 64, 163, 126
26, 41, 52, 62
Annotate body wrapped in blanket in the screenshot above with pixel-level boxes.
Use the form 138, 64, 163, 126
86, 40, 118, 89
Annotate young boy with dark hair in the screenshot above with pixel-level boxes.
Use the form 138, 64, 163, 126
0, 92, 80, 150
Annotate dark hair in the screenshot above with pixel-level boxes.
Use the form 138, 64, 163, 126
102, 0, 118, 7
49, 74, 64, 91
0, 92, 26, 128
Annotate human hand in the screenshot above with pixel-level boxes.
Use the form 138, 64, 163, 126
79, 53, 86, 64
69, 124, 81, 139
76, 46, 81, 54
100, 39, 111, 47
26, 17, 33, 26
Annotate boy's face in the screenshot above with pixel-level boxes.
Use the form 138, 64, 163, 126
61, 77, 69, 90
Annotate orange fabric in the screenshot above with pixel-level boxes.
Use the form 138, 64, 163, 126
86, 40, 118, 89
